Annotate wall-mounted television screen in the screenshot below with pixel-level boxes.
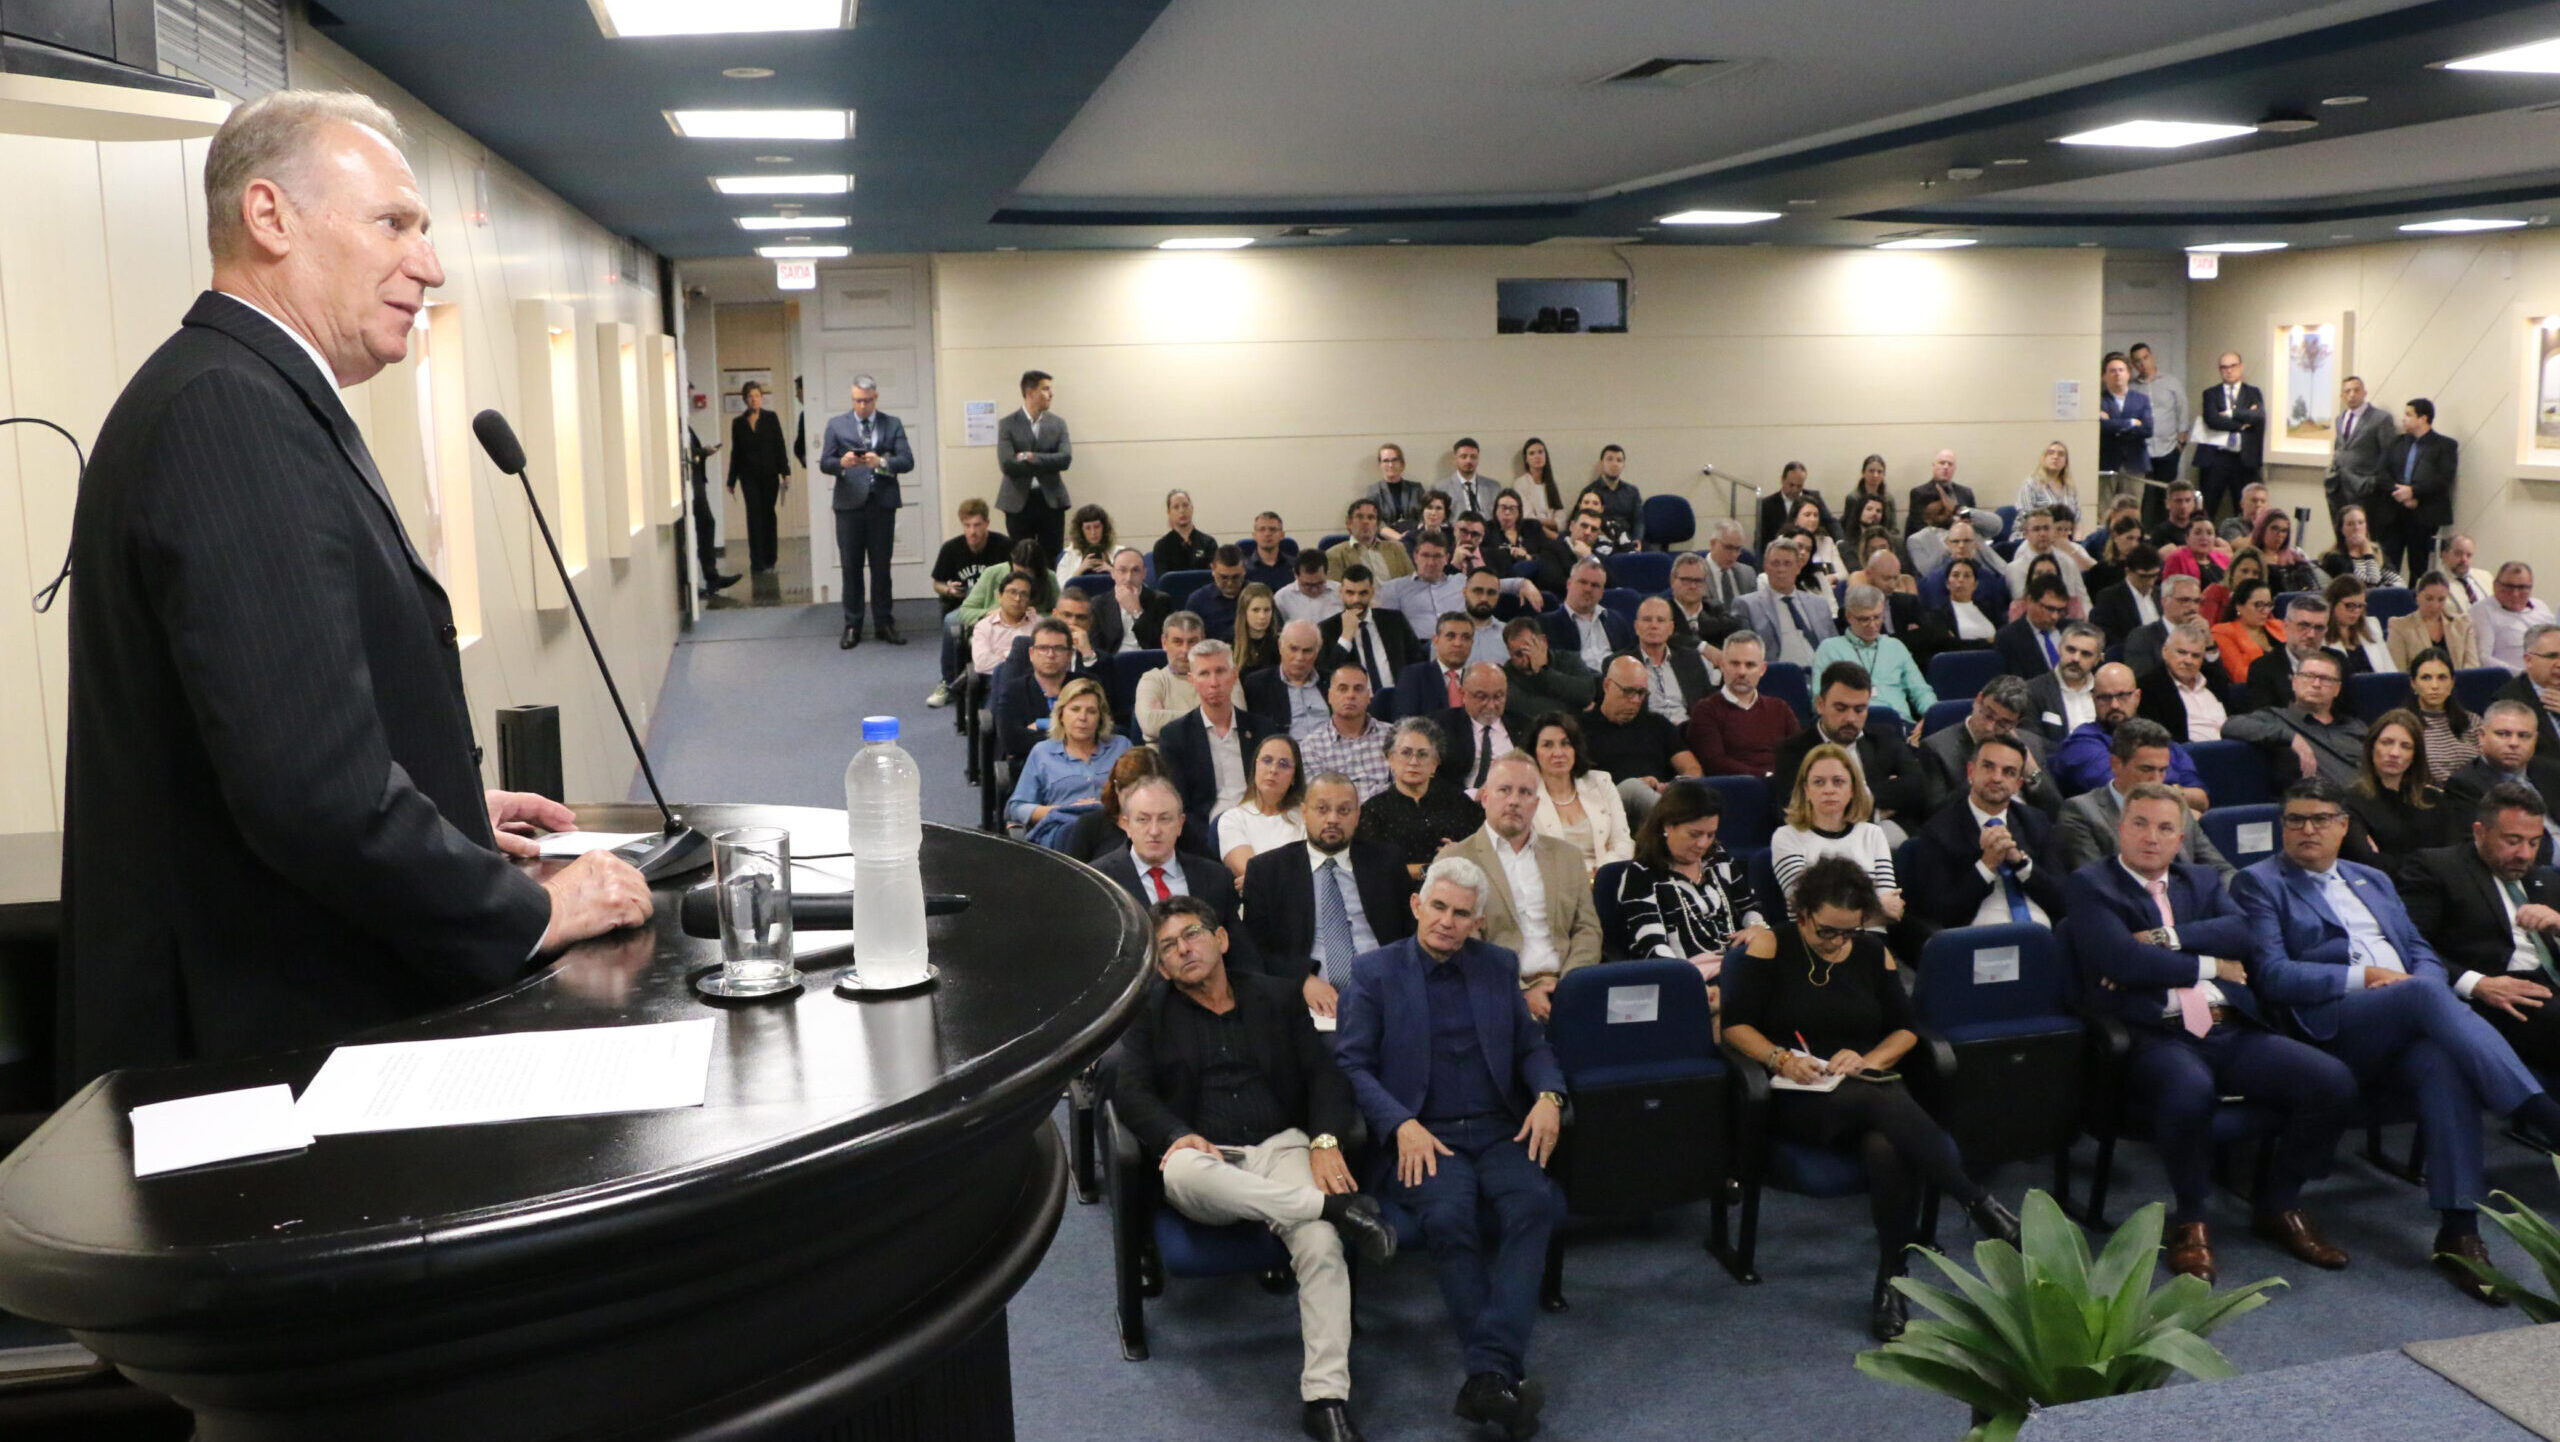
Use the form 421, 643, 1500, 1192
1497, 279, 1626, 334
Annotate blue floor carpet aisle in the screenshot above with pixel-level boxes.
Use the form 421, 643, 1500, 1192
639, 601, 2555, 1441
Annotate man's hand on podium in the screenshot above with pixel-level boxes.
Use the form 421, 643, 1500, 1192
540, 852, 654, 954
486, 789, 577, 858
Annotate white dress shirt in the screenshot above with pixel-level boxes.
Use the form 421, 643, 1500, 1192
2052, 676, 2096, 737
2477, 599, 2559, 673
2451, 874, 2552, 1000
1202, 710, 1248, 814
1967, 801, 2051, 928
1274, 580, 1343, 625
1562, 606, 1613, 673
222, 291, 342, 398
2303, 865, 2405, 985
2117, 859, 2226, 1011
1492, 832, 1560, 978
2176, 672, 2226, 741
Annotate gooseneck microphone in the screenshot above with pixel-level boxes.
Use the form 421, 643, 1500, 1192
473, 409, 710, 883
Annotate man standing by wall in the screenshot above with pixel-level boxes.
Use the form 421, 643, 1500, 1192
820, 374, 914, 650
997, 369, 1072, 560
2129, 342, 2188, 508
2194, 351, 2265, 522
2322, 375, 2394, 547
2381, 398, 2458, 579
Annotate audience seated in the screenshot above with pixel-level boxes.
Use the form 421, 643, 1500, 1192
1482, 488, 1554, 579
1234, 583, 1282, 675
929, 499, 1014, 706
1737, 537, 1837, 670
1903, 450, 1977, 540
1917, 521, 2012, 619
2231, 778, 2560, 1303
1615, 780, 1765, 983
1813, 585, 1934, 724
1276, 550, 1345, 627
1007, 677, 1131, 848
2389, 571, 2480, 671
1243, 510, 1299, 590
2023, 621, 2105, 745
1769, 744, 1906, 923
1395, 613, 1477, 720
1902, 735, 2068, 931
2339, 710, 2453, 882
1095, 775, 1255, 971
1917, 555, 2001, 663
1049, 572, 1114, 670
1241, 774, 1417, 1020
1500, 618, 1595, 725
2002, 507, 2092, 613
2136, 620, 2231, 744
1155, 641, 1276, 841
1065, 746, 1215, 863
1244, 621, 1339, 740
1136, 612, 1206, 739
1458, 568, 1515, 667
2439, 534, 2493, 619
2442, 698, 2560, 831
1366, 444, 1428, 541
2059, 784, 2354, 1283
1436, 754, 1603, 1021
1771, 663, 1938, 836
2089, 544, 2164, 646
1917, 677, 2065, 817
1623, 597, 1718, 725
1334, 857, 1566, 1440
1699, 519, 1758, 609
1580, 657, 1703, 825
1114, 895, 1395, 1442
2055, 663, 2208, 801
1151, 487, 1219, 578
2322, 575, 2394, 680
992, 618, 1090, 762
2491, 622, 2560, 756
2224, 650, 2367, 787
1431, 664, 1525, 794
1364, 718, 1485, 881
969, 567, 1045, 678
1379, 529, 1538, 643
1320, 566, 1420, 694
2054, 718, 2233, 880
2407, 648, 2483, 783
1217, 734, 1308, 881
1439, 438, 1504, 519
1328, 497, 1414, 582
1057, 502, 1119, 587
2217, 582, 2290, 697
1993, 577, 2072, 679
1189, 546, 1250, 639
1664, 550, 1747, 650
1542, 559, 1633, 675
1297, 663, 1397, 800
2403, 782, 2560, 1072
1721, 856, 2020, 1341
1097, 546, 1171, 654
1524, 713, 1633, 873
1685, 632, 1799, 781
2123, 572, 2200, 678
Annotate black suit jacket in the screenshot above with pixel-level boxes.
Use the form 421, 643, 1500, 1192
1770, 724, 1935, 822
1093, 846, 1255, 973
2136, 664, 2228, 744
2489, 675, 2560, 759
2199, 382, 2267, 470
2123, 618, 2171, 678
1242, 663, 1343, 732
1428, 705, 1529, 790
727, 407, 789, 484
1320, 608, 1420, 684
2444, 757, 2560, 835
1153, 706, 1277, 840
2402, 844, 2560, 986
61, 292, 550, 1085
1903, 480, 1976, 535
1239, 840, 1417, 983
1995, 618, 2058, 678
1109, 969, 1358, 1158
2241, 648, 2298, 714
2382, 431, 2459, 532
1902, 795, 2070, 931
1096, 587, 1170, 654
1757, 489, 1834, 552
2089, 582, 2152, 646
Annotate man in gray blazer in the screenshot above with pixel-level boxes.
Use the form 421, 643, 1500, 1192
819, 374, 916, 648
2054, 719, 2235, 882
2321, 374, 2396, 545
1700, 519, 1758, 608
1735, 537, 1835, 669
996, 369, 1072, 561
1438, 436, 1502, 518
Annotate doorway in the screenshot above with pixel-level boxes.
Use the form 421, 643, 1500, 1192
707, 300, 810, 608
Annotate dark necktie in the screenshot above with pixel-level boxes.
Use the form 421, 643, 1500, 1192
1719, 566, 1739, 605
2502, 877, 2560, 988
1355, 621, 1385, 691
1780, 594, 1816, 645
1473, 724, 1493, 788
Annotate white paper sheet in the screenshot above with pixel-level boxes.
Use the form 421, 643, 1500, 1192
963, 399, 999, 446
2236, 821, 2275, 854
1973, 945, 2022, 985
534, 830, 653, 858
131, 1084, 313, 1177
294, 1020, 717, 1137
1606, 985, 1661, 1024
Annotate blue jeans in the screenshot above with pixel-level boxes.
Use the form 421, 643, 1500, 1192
1390, 1115, 1563, 1381
2324, 979, 2541, 1211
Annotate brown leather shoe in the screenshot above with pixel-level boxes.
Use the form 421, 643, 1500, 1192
2164, 1221, 2215, 1284
2435, 1233, 2510, 1307
2252, 1209, 2349, 1270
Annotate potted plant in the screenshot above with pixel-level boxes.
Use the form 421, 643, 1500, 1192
2438, 1156, 2560, 1319
1855, 1190, 2285, 1442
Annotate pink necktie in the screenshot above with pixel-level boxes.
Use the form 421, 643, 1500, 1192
2150, 877, 2212, 1038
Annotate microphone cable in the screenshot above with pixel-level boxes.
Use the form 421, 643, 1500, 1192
10, 416, 86, 613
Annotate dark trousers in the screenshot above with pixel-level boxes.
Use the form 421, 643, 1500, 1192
2376, 502, 2436, 579
1007, 498, 1066, 565
2194, 451, 2253, 522
1390, 1115, 1563, 1381
2321, 979, 2542, 1211
1772, 1078, 1980, 1271
2481, 987, 2560, 1071
836, 501, 898, 630
2128, 1022, 2355, 1223
690, 471, 723, 583
738, 473, 783, 571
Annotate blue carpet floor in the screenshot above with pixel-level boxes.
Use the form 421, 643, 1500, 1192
641, 603, 2558, 1442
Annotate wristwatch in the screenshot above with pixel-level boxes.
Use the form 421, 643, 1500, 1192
1536, 1091, 1565, 1109
1309, 1133, 1339, 1151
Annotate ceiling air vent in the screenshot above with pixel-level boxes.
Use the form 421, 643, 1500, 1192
1589, 57, 1745, 91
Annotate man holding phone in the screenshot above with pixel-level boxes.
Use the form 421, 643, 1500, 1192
820, 374, 915, 650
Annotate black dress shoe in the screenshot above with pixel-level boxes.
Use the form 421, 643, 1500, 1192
1453, 1373, 1543, 1440
1301, 1398, 1364, 1442
1320, 1192, 1397, 1265
877, 622, 906, 644
840, 626, 860, 650
1966, 1194, 2022, 1247
1871, 1282, 1909, 1342
2435, 1232, 2510, 1307
708, 571, 742, 591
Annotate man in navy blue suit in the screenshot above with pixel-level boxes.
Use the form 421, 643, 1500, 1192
819, 374, 916, 648
1902, 736, 2069, 931
1334, 856, 1565, 1440
2062, 784, 2356, 1283
2232, 777, 2560, 1302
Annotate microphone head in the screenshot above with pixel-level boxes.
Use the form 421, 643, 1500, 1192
472, 409, 527, 474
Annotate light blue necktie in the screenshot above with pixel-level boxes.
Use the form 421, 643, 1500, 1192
2404, 444, 2418, 484
1984, 816, 2033, 923
1317, 858, 1357, 986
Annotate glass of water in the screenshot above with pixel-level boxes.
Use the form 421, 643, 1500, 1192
701, 826, 800, 999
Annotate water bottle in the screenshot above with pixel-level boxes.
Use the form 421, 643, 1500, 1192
846, 715, 930, 986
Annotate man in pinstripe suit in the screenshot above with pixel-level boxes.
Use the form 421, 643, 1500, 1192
58, 90, 649, 1086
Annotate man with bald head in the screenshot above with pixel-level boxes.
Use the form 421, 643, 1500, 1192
2055, 664, 2210, 807
1244, 619, 1341, 739
62, 91, 653, 1082
1905, 448, 1976, 537
1432, 663, 1522, 794
1585, 655, 1703, 823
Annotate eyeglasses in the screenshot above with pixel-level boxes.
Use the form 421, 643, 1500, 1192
1809, 921, 1864, 943
2528, 650, 2560, 664
2281, 811, 2347, 830
2093, 690, 2136, 703
1157, 925, 1215, 954
2295, 671, 2341, 687
1030, 643, 1070, 654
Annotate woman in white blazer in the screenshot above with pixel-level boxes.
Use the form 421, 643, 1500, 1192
1527, 714, 1634, 873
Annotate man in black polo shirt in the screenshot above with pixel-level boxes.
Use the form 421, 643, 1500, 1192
1113, 897, 1397, 1442
1581, 654, 1702, 825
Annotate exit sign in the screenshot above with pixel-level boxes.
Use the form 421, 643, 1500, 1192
776, 260, 816, 290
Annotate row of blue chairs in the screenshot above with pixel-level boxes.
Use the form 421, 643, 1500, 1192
1133, 495, 1705, 586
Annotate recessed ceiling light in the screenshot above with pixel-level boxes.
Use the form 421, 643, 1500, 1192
2187, 241, 2288, 253
737, 215, 847, 230
2321, 94, 2368, 106
1992, 158, 2030, 166
2446, 37, 2560, 73
1875, 237, 1976, 250
1786, 198, 1820, 207
666, 109, 852, 141
1656, 209, 1780, 225
2330, 233, 2356, 240
2056, 120, 2257, 148
753, 155, 792, 164
2254, 114, 2319, 134
995, 245, 1019, 252
757, 244, 849, 259
1157, 237, 1254, 250
2075, 241, 2101, 247
591, 0, 851, 39
2399, 217, 2527, 232
712, 174, 851, 195
722, 67, 775, 80
1387, 237, 1410, 244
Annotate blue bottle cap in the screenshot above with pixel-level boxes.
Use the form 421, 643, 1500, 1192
862, 715, 900, 743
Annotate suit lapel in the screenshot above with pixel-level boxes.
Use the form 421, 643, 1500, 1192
2283, 863, 2344, 938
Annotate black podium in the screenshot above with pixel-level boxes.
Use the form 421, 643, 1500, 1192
0, 805, 1150, 1441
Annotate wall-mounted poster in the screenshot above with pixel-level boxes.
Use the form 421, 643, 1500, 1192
2517, 311, 2560, 481
719, 367, 774, 416
2265, 313, 2353, 465
2539, 322, 2560, 443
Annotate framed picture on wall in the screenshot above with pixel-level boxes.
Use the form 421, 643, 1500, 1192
719, 367, 774, 416
2513, 309, 2560, 480
2264, 314, 2352, 464
820, 268, 915, 330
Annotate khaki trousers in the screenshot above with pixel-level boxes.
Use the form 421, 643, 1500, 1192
1158, 1128, 1352, 1401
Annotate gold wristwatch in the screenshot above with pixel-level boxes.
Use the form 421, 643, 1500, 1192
1309, 1133, 1340, 1151
1537, 1091, 1565, 1109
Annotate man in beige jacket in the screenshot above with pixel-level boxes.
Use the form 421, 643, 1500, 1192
1436, 751, 1602, 1021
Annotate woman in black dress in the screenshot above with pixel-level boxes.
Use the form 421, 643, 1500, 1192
1360, 718, 1484, 880
2342, 708, 2453, 881
1720, 857, 2020, 1342
727, 381, 791, 573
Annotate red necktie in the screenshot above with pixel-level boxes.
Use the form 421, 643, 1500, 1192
1445, 669, 1463, 707
1148, 866, 1170, 902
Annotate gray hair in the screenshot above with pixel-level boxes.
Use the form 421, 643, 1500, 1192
2526, 623, 2560, 653
1188, 639, 1234, 665
2061, 620, 2106, 648
1842, 584, 1884, 613
1420, 854, 1491, 912
1710, 518, 1746, 543
2486, 698, 2541, 729
1120, 774, 1181, 810
1571, 557, 1609, 582
1671, 551, 1707, 576
2169, 619, 2213, 648
1108, 545, 1144, 566
2286, 596, 2328, 624
1163, 610, 1205, 636
206, 90, 408, 263
1979, 674, 2034, 714
1389, 716, 1445, 759
849, 373, 879, 393
2161, 574, 2201, 599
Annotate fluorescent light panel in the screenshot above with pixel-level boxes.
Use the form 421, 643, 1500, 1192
2056, 120, 2257, 148
2399, 217, 2526, 232
1157, 237, 1254, 249
758, 244, 849, 258
736, 215, 847, 230
667, 109, 852, 141
1875, 238, 1975, 250
2446, 37, 2560, 73
2187, 241, 2287, 253
590, 0, 850, 37
1656, 209, 1780, 225
712, 174, 851, 195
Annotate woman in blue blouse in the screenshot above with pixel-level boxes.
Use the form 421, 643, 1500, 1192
1007, 677, 1131, 849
